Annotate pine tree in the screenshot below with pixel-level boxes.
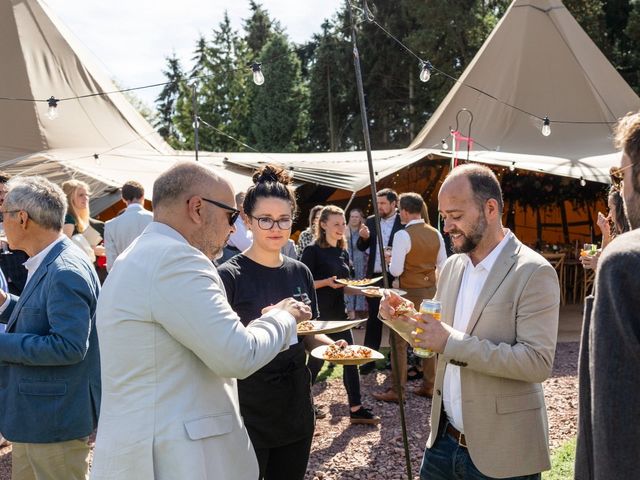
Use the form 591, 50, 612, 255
154, 53, 185, 147
249, 34, 309, 152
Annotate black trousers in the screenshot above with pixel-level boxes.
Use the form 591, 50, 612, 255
364, 294, 383, 350
307, 328, 362, 407
254, 434, 314, 480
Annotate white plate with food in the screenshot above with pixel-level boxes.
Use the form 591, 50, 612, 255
358, 287, 407, 298
310, 344, 384, 365
334, 276, 383, 287
297, 319, 367, 335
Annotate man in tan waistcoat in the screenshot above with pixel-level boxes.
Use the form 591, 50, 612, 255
373, 192, 447, 403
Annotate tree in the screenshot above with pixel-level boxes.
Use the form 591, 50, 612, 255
243, 1, 282, 58
248, 34, 309, 152
154, 53, 185, 147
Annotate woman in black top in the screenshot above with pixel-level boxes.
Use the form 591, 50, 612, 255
301, 205, 380, 425
218, 165, 340, 480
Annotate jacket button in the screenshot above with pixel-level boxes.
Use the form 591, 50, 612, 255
436, 389, 441, 396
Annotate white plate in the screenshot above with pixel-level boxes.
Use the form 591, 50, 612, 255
334, 276, 383, 287
310, 344, 384, 365
297, 319, 366, 335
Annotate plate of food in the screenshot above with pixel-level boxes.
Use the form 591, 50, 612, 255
359, 287, 407, 298
296, 319, 367, 335
334, 276, 383, 287
393, 299, 418, 317
310, 344, 384, 365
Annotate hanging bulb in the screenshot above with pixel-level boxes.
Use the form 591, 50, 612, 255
363, 0, 375, 22
580, 177, 586, 187
192, 115, 200, 129
509, 162, 515, 172
251, 62, 264, 86
419, 61, 433, 83
541, 116, 551, 137
93, 153, 101, 166
441, 138, 449, 150
46, 96, 59, 120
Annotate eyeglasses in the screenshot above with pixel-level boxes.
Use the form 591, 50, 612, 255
611, 163, 635, 188
250, 216, 293, 230
199, 197, 240, 226
0, 210, 21, 215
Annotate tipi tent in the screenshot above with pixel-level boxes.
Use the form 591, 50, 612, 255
408, 0, 640, 182
0, 0, 253, 206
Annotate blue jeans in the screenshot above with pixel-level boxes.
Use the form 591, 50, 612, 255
420, 427, 541, 480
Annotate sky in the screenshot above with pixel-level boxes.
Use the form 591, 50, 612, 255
44, 0, 344, 108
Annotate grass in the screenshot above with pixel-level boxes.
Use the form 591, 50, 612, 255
544, 437, 576, 479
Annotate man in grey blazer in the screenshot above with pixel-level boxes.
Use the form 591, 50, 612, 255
575, 111, 640, 479
0, 176, 101, 480
91, 162, 312, 480
103, 180, 153, 271
381, 164, 559, 479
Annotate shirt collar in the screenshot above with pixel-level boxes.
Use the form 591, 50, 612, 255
405, 219, 424, 227
126, 203, 144, 211
23, 235, 65, 273
381, 212, 397, 224
464, 229, 513, 272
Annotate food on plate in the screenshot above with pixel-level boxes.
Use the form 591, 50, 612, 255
335, 278, 376, 286
297, 320, 316, 332
361, 287, 381, 296
393, 299, 417, 317
323, 343, 373, 360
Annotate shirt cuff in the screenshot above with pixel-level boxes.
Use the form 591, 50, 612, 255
262, 308, 298, 346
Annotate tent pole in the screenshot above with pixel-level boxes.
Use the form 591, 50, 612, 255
344, 191, 357, 213
346, 3, 412, 478
192, 83, 199, 162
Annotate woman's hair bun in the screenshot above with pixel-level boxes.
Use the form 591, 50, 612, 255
252, 164, 292, 186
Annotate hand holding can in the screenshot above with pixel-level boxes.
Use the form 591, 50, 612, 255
414, 299, 441, 358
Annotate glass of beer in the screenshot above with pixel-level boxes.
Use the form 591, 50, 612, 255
414, 299, 441, 358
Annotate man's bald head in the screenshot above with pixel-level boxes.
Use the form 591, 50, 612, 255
153, 162, 232, 212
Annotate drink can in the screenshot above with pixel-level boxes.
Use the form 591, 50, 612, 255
414, 299, 442, 358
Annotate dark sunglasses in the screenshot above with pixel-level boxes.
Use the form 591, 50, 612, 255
199, 197, 240, 226
610, 163, 634, 188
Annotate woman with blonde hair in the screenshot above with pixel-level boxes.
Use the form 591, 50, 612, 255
61, 180, 106, 277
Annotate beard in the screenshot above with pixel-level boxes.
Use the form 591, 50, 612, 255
623, 195, 640, 230
450, 212, 487, 254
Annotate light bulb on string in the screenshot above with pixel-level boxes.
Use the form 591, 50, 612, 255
93, 153, 101, 166
441, 138, 449, 150
46, 96, 59, 120
509, 162, 515, 172
419, 60, 433, 83
541, 116, 551, 137
580, 177, 586, 187
251, 62, 265, 86
363, 0, 375, 22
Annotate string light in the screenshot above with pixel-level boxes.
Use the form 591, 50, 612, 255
46, 96, 59, 120
541, 116, 551, 137
509, 162, 516, 172
580, 177, 586, 187
419, 61, 433, 83
251, 62, 265, 86
441, 138, 449, 150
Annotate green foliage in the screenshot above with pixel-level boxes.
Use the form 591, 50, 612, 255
543, 437, 576, 480
249, 34, 309, 152
155, 0, 640, 153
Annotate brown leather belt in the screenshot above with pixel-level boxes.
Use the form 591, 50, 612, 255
446, 423, 467, 448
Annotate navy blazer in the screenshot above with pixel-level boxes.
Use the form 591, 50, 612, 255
0, 237, 101, 443
356, 213, 404, 277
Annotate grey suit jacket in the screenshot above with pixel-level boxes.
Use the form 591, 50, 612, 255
428, 234, 559, 478
576, 229, 640, 479
104, 204, 153, 271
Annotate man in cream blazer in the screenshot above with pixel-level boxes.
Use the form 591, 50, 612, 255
103, 180, 153, 271
382, 165, 559, 479
91, 162, 311, 480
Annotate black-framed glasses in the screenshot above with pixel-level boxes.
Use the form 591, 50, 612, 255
250, 215, 293, 230
199, 197, 240, 226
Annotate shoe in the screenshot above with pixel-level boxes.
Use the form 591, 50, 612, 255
407, 366, 423, 381
314, 405, 327, 419
413, 386, 433, 398
372, 387, 403, 403
359, 362, 376, 376
350, 406, 380, 425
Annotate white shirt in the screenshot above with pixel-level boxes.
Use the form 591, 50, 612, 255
373, 213, 398, 273
227, 216, 252, 251
0, 235, 65, 314
388, 219, 447, 277
442, 230, 513, 433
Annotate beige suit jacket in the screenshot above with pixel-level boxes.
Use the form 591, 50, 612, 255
427, 235, 559, 478
91, 222, 297, 480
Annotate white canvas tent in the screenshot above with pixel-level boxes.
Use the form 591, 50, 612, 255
0, 0, 254, 208
408, 0, 640, 182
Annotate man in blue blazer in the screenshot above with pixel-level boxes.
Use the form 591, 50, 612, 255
0, 176, 100, 480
